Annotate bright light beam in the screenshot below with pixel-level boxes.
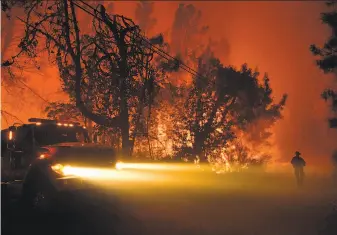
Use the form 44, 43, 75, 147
61, 166, 170, 182
115, 162, 207, 172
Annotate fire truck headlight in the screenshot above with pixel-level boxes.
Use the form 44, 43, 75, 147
51, 164, 64, 174
39, 154, 46, 160
115, 161, 124, 170
51, 164, 73, 176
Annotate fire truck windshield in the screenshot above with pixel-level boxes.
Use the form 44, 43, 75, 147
33, 125, 89, 146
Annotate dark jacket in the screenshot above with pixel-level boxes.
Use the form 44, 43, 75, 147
291, 156, 306, 168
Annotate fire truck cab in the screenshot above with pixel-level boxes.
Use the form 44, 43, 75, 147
1, 118, 117, 211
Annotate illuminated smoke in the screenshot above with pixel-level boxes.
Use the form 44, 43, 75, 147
170, 3, 209, 61
135, 1, 157, 35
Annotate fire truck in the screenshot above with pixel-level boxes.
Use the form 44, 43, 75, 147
1, 118, 117, 211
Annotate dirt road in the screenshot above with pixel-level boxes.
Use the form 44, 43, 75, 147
2, 170, 337, 235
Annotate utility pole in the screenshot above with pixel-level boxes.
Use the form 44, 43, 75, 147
73, 0, 202, 79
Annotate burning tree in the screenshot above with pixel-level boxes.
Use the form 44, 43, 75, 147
6, 0, 175, 159
172, 49, 287, 168
164, 3, 286, 167
4, 1, 285, 167
207, 140, 272, 173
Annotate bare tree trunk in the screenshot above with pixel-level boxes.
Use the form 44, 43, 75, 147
192, 132, 205, 162
99, 9, 133, 160
120, 96, 131, 159
147, 105, 153, 159
65, 0, 120, 128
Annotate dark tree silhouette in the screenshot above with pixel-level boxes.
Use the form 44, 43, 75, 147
310, 1, 337, 127
5, 0, 172, 159
44, 102, 83, 123
311, 10, 337, 233
172, 49, 287, 163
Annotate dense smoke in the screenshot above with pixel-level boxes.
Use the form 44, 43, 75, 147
135, 1, 156, 35
170, 4, 208, 61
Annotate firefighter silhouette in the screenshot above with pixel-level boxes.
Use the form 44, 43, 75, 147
291, 151, 306, 187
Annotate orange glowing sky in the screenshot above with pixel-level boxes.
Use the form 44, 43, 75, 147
1, 1, 336, 164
